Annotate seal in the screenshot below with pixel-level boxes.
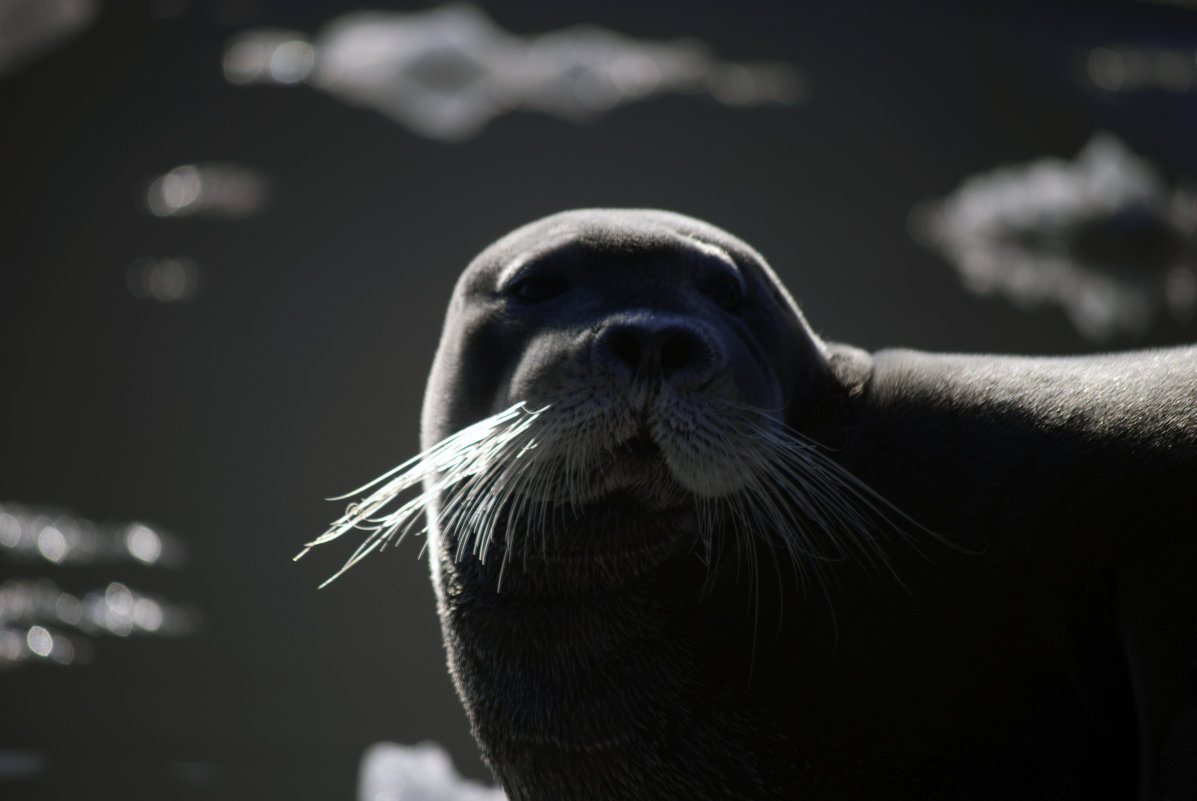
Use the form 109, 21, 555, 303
303, 209, 1197, 800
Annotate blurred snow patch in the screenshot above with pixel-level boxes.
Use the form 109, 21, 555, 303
359, 742, 506, 801
224, 4, 806, 142
912, 134, 1197, 341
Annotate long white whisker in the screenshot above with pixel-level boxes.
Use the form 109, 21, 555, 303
299, 402, 548, 586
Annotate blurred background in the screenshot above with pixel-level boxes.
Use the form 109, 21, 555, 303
2, 0, 1195, 798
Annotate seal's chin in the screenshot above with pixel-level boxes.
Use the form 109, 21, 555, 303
497, 488, 702, 580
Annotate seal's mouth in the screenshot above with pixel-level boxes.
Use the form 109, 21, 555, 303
607, 428, 670, 474
615, 430, 662, 461
585, 430, 693, 511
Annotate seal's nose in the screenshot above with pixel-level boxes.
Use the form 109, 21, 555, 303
593, 317, 718, 386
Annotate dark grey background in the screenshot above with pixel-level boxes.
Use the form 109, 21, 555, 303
2, 1, 1195, 798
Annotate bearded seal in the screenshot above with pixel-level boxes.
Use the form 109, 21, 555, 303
304, 209, 1197, 800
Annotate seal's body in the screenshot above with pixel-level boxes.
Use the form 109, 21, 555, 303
417, 210, 1197, 800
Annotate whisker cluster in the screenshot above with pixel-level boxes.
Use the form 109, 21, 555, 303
299, 399, 924, 597
295, 402, 546, 588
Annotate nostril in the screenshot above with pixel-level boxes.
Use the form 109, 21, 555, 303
594, 319, 718, 384
660, 331, 701, 372
609, 329, 643, 370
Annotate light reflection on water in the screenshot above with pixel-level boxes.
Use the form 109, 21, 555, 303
910, 134, 1197, 341
145, 162, 269, 220
1086, 45, 1197, 93
0, 503, 198, 669
126, 256, 201, 303
130, 161, 271, 305
0, 578, 198, 668
0, 502, 184, 567
223, 4, 807, 142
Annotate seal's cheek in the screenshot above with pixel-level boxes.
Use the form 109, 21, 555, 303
722, 328, 788, 412
502, 327, 597, 410
423, 305, 528, 443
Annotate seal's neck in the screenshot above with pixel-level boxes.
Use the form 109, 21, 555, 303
438, 543, 819, 801
787, 342, 873, 449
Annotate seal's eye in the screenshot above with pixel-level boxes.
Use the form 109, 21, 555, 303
508, 274, 569, 304
702, 273, 744, 312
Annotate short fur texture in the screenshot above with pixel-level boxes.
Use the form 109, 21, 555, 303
411, 210, 1197, 800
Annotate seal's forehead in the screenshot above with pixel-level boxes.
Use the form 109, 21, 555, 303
467, 208, 767, 279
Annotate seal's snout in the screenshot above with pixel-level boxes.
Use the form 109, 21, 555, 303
593, 316, 719, 388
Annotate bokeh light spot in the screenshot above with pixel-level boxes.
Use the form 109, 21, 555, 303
36, 526, 67, 564
269, 39, 316, 84
25, 625, 52, 658
105, 582, 133, 616
125, 524, 163, 565
127, 257, 200, 303
0, 512, 20, 548
133, 598, 164, 632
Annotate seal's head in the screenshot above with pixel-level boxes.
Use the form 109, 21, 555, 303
419, 210, 860, 582
423, 208, 827, 448
305, 209, 1197, 800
